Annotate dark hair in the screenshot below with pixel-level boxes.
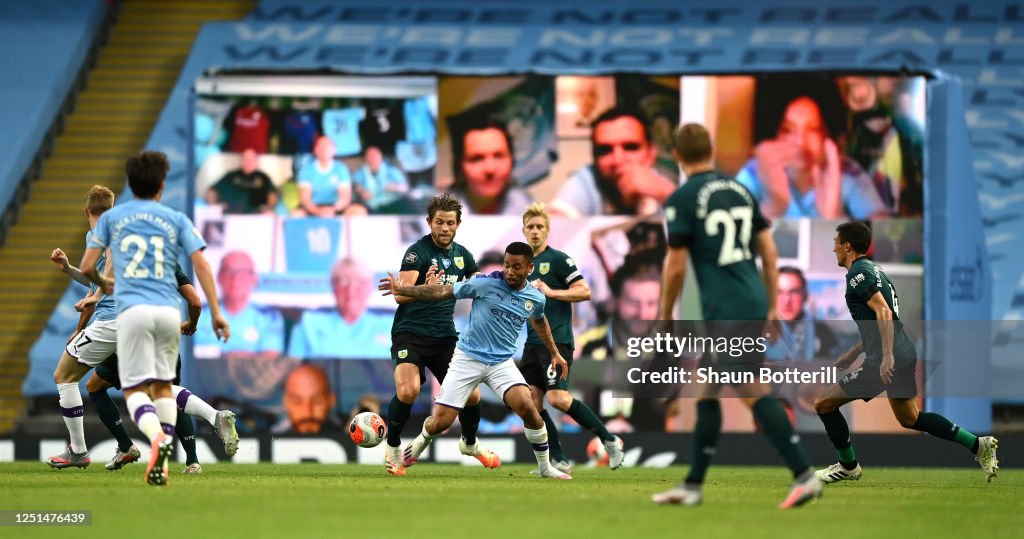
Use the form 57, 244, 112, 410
610, 263, 661, 296
125, 151, 169, 199
591, 106, 651, 147
836, 221, 872, 254
478, 250, 505, 269
673, 123, 713, 165
452, 118, 515, 191
426, 193, 463, 224
778, 266, 808, 293
504, 241, 534, 262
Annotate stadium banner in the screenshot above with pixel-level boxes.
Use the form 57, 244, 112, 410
3, 432, 1019, 468
28, 0, 1024, 435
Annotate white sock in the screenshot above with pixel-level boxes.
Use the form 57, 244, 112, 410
172, 385, 217, 426
524, 426, 551, 470
421, 421, 437, 440
57, 383, 87, 453
126, 392, 162, 443
154, 398, 177, 437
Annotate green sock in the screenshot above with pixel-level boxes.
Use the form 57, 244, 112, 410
567, 399, 614, 442
914, 412, 978, 453
88, 390, 133, 452
684, 400, 722, 485
176, 409, 199, 465
386, 395, 412, 448
458, 404, 481, 446
818, 410, 858, 468
540, 410, 566, 462
752, 398, 810, 478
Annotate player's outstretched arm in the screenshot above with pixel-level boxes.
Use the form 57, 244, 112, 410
51, 248, 92, 287
529, 316, 568, 379
380, 272, 453, 301
190, 251, 230, 342
659, 245, 688, 320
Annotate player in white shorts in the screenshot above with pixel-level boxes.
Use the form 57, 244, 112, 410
83, 151, 229, 486
379, 242, 571, 479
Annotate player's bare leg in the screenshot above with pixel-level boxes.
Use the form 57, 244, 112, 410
506, 385, 570, 479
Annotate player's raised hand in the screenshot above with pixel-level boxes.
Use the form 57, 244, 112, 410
424, 264, 444, 285
378, 272, 400, 296
212, 314, 230, 343
50, 248, 69, 270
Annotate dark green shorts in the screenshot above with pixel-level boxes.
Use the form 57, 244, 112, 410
519, 343, 574, 391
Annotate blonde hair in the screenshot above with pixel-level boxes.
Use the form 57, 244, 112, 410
85, 185, 115, 217
522, 202, 550, 229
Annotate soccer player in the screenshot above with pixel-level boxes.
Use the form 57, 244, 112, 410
519, 203, 624, 473
82, 151, 229, 486
383, 193, 495, 476
651, 124, 822, 508
380, 242, 572, 479
47, 185, 237, 473
813, 221, 998, 483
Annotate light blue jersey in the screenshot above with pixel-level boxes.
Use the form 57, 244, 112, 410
287, 308, 393, 359
297, 160, 351, 206
85, 230, 117, 322
452, 271, 546, 365
89, 199, 206, 314
194, 303, 284, 357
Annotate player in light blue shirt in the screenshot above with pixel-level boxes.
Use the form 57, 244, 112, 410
81, 151, 229, 486
379, 242, 572, 479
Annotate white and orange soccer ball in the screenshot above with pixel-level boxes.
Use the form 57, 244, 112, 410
348, 412, 387, 448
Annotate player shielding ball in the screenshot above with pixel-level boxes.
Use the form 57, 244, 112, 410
651, 124, 821, 509
813, 221, 998, 483
384, 194, 496, 476
380, 242, 572, 479
519, 203, 624, 472
82, 151, 230, 486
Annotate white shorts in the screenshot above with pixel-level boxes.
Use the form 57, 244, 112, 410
65, 318, 118, 367
116, 305, 181, 390
434, 348, 528, 410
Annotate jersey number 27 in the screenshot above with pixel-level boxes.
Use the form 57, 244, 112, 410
705, 207, 753, 266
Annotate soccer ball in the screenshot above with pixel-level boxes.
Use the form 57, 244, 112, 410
586, 437, 609, 467
348, 412, 387, 448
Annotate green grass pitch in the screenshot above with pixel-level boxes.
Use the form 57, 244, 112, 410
1, 463, 1019, 538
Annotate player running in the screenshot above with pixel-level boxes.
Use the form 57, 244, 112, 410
82, 152, 229, 486
383, 193, 495, 476
380, 242, 572, 479
48, 186, 237, 472
519, 203, 623, 473
813, 221, 998, 483
650, 124, 822, 509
